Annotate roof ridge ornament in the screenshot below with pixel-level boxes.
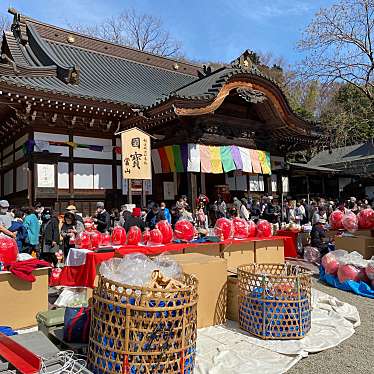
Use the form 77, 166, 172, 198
9, 8, 28, 45
231, 49, 259, 70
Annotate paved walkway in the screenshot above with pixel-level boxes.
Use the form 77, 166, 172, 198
288, 278, 374, 374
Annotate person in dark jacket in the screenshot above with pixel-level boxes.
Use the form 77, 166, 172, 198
39, 208, 60, 266
9, 210, 28, 252
310, 219, 328, 257
145, 204, 165, 229
61, 212, 84, 258
93, 202, 111, 233
124, 207, 146, 232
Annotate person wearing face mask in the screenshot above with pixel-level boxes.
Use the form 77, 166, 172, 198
39, 208, 60, 266
160, 202, 171, 224
0, 200, 16, 239
93, 202, 111, 233
23, 207, 41, 254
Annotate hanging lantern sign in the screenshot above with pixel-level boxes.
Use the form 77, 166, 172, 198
119, 127, 152, 180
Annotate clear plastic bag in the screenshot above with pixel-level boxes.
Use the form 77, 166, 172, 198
303, 246, 320, 264
99, 253, 182, 286
54, 287, 88, 307
366, 258, 374, 280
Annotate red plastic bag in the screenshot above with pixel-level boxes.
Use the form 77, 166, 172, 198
127, 226, 142, 245
111, 226, 127, 246
232, 218, 249, 239
321, 252, 340, 275
156, 220, 173, 244
247, 220, 257, 238
214, 218, 234, 240
174, 220, 194, 241
49, 267, 62, 286
329, 210, 344, 230
101, 233, 111, 246
342, 212, 358, 233
357, 208, 374, 229
148, 229, 163, 245
90, 230, 102, 248
0, 236, 18, 264
256, 220, 272, 238
337, 264, 361, 283
75, 231, 92, 249
142, 228, 151, 245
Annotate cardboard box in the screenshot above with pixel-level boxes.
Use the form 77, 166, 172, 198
221, 241, 255, 273
171, 253, 227, 328
0, 268, 49, 329
334, 235, 374, 259
226, 274, 239, 322
356, 229, 374, 237
183, 243, 221, 257
254, 239, 285, 264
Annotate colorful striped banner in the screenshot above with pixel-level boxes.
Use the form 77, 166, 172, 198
187, 144, 200, 172
180, 144, 189, 171
200, 145, 211, 173
220, 146, 236, 172
151, 149, 162, 174
231, 145, 243, 170
250, 149, 262, 173
239, 147, 252, 172
172, 145, 184, 172
158, 147, 170, 173
164, 146, 176, 172
257, 150, 271, 175
209, 146, 223, 174
265, 151, 272, 175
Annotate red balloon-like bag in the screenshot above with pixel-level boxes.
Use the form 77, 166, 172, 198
321, 252, 340, 275
337, 264, 361, 283
142, 228, 150, 245
111, 226, 127, 245
342, 212, 358, 233
256, 220, 272, 238
214, 218, 234, 240
329, 210, 344, 230
148, 229, 163, 245
127, 226, 142, 245
101, 233, 111, 246
0, 236, 18, 264
232, 218, 249, 239
247, 220, 257, 238
75, 231, 92, 249
174, 220, 194, 241
156, 220, 173, 244
357, 208, 374, 229
90, 230, 102, 248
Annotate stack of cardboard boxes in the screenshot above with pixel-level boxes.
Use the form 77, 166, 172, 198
333, 229, 374, 259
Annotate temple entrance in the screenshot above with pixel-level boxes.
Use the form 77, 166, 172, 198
203, 173, 226, 199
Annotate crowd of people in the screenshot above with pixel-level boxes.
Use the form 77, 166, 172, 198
0, 194, 372, 266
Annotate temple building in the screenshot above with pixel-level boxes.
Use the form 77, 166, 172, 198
0, 9, 320, 213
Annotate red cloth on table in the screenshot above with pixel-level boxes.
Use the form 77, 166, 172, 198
59, 237, 291, 288
8, 259, 50, 282
276, 230, 299, 257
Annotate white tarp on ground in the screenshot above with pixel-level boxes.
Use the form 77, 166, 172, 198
195, 288, 360, 374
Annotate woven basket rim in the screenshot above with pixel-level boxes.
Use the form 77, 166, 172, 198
99, 273, 198, 293
237, 263, 313, 279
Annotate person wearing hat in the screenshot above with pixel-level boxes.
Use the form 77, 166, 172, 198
66, 204, 84, 224
0, 200, 16, 239
310, 217, 328, 257
239, 197, 250, 220
124, 207, 145, 232
93, 202, 111, 233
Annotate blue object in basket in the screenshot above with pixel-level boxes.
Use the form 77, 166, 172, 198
320, 266, 374, 299
0, 326, 17, 336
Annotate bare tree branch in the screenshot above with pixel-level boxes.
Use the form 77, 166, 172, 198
297, 0, 374, 102
66, 8, 182, 57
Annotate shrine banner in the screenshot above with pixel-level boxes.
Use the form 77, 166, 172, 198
121, 128, 151, 180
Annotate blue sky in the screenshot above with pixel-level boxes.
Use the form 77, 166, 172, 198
3, 0, 335, 64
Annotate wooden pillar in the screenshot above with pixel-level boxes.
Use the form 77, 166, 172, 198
188, 173, 197, 210
306, 175, 310, 203
68, 133, 74, 198
27, 132, 34, 206
200, 173, 206, 195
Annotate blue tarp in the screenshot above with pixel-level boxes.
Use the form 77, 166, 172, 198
320, 266, 374, 299
0, 326, 17, 336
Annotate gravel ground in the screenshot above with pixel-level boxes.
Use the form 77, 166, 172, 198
288, 277, 374, 374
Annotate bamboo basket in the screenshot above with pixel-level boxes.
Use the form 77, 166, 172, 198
87, 274, 198, 374
237, 263, 312, 340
